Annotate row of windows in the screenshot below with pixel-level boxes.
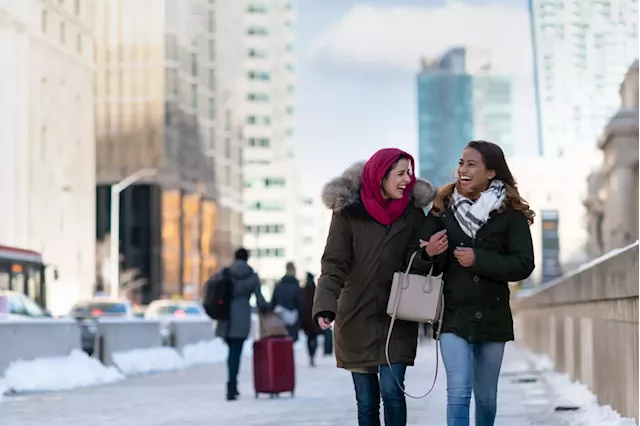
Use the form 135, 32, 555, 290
247, 115, 270, 125
245, 177, 286, 188
248, 248, 285, 258
248, 137, 270, 147
245, 224, 285, 234
248, 70, 270, 81
247, 2, 294, 13
247, 92, 269, 102
247, 200, 286, 211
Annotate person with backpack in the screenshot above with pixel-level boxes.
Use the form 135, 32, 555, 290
204, 248, 270, 401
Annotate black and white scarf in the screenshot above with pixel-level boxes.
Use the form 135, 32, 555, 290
451, 180, 506, 239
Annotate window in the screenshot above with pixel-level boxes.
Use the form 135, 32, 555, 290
60, 22, 65, 43
191, 84, 198, 108
74, 0, 81, 15
265, 177, 285, 187
225, 137, 231, 158
41, 10, 47, 32
209, 98, 215, 120
209, 69, 215, 90
246, 115, 270, 125
209, 39, 215, 61
208, 10, 215, 32
248, 48, 267, 59
191, 53, 198, 76
247, 26, 268, 36
247, 70, 270, 81
286, 64, 294, 72
285, 128, 294, 136
286, 44, 293, 52
247, 4, 268, 13
248, 137, 270, 147
287, 85, 294, 93
249, 200, 285, 211
286, 106, 294, 115
247, 92, 269, 102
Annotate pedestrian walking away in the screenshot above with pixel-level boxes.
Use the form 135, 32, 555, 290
206, 248, 270, 401
313, 148, 437, 426
412, 140, 535, 426
301, 272, 322, 367
271, 262, 303, 342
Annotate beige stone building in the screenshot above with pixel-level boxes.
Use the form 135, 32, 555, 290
584, 60, 639, 258
0, 0, 96, 315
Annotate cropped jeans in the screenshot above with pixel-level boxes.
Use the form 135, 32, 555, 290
440, 333, 505, 426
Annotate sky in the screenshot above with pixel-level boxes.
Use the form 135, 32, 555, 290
293, 0, 539, 195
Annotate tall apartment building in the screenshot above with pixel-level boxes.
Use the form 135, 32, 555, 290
529, 0, 639, 157
0, 1, 96, 315
417, 48, 513, 187
241, 0, 300, 288
93, 0, 244, 302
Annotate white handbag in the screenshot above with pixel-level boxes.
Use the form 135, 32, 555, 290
384, 250, 445, 399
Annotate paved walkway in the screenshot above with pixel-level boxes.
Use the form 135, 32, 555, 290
1, 340, 566, 426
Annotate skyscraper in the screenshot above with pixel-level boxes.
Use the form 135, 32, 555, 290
417, 48, 513, 187
529, 0, 639, 157
93, 0, 244, 301
241, 1, 300, 287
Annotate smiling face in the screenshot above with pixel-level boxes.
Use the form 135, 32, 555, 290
457, 147, 495, 198
381, 158, 412, 200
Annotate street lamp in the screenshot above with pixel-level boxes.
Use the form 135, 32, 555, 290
109, 168, 157, 298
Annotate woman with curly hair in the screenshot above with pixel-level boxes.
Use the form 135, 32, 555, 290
413, 140, 535, 426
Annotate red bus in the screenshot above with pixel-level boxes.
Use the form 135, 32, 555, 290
0, 245, 50, 308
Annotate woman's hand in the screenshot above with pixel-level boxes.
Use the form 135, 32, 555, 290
421, 230, 448, 257
454, 247, 476, 267
317, 316, 333, 330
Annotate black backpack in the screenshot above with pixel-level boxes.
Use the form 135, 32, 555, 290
203, 268, 233, 320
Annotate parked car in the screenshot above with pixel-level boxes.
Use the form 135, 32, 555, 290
69, 299, 134, 355
0, 290, 51, 319
144, 300, 208, 345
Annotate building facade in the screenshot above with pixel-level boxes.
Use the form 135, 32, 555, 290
241, 0, 301, 288
417, 48, 513, 187
0, 0, 96, 315
584, 60, 639, 258
93, 0, 244, 302
529, 0, 639, 157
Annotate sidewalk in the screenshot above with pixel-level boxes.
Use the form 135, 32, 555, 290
0, 340, 566, 426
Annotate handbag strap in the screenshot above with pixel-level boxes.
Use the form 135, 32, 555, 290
384, 250, 445, 399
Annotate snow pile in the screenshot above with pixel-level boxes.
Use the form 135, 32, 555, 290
182, 338, 256, 366
526, 350, 637, 426
2, 350, 123, 393
111, 347, 186, 375
182, 339, 228, 366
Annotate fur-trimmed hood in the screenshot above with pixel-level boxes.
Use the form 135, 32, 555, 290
322, 161, 437, 212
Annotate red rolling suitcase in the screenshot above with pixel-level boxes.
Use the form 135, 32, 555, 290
253, 337, 295, 398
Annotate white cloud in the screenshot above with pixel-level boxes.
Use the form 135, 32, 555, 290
307, 1, 533, 76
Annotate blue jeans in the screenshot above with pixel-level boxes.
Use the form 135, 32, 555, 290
351, 363, 407, 426
440, 333, 505, 426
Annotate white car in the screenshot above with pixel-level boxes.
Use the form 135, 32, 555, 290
144, 300, 209, 345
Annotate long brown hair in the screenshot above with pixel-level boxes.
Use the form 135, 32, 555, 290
432, 140, 535, 225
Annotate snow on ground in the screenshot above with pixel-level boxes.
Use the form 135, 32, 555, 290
2, 350, 123, 394
517, 347, 637, 426
111, 347, 186, 375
